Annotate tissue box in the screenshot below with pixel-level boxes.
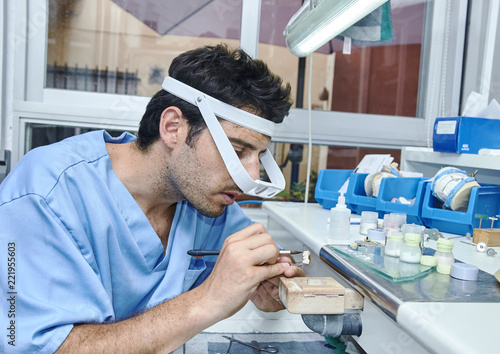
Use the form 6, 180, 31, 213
433, 116, 500, 154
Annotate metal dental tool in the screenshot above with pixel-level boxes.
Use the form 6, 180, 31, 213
187, 249, 302, 257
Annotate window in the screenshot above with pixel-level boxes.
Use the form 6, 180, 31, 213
26, 123, 132, 151
462, 0, 500, 113
257, 0, 446, 189
258, 0, 428, 118
46, 0, 243, 97
5, 0, 470, 179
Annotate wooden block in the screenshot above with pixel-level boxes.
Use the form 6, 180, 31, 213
344, 288, 364, 311
473, 228, 500, 247
495, 269, 500, 283
279, 277, 346, 314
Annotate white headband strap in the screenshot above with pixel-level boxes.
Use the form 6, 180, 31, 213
161, 76, 285, 198
162, 76, 276, 136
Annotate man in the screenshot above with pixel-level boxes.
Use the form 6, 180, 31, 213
0, 44, 302, 353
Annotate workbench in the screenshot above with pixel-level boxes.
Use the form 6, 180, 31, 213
262, 201, 500, 354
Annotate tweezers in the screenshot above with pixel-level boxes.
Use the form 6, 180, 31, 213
222, 335, 279, 353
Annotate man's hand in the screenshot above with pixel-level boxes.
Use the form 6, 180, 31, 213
59, 223, 292, 354
250, 257, 306, 312
198, 223, 290, 320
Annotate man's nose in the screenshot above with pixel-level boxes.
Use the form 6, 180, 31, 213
243, 155, 261, 181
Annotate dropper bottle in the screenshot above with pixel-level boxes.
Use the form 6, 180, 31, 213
328, 192, 351, 243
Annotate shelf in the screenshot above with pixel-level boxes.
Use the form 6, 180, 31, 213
401, 147, 500, 184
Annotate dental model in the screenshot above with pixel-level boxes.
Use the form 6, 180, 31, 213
302, 250, 311, 265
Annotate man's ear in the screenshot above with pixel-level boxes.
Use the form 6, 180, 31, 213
158, 106, 186, 149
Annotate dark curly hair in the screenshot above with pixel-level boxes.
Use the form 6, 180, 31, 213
136, 44, 293, 150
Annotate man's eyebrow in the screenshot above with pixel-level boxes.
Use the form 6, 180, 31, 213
229, 138, 267, 154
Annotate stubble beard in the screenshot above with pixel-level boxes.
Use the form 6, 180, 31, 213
164, 149, 229, 219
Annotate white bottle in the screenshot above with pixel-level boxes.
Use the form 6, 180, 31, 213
360, 211, 378, 235
435, 238, 454, 275
329, 193, 351, 243
399, 233, 422, 264
385, 231, 404, 257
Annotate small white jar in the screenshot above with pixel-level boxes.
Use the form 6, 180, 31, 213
385, 231, 404, 257
399, 233, 422, 264
435, 238, 455, 274
360, 211, 378, 235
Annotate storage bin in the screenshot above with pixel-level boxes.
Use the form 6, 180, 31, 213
433, 116, 500, 154
314, 169, 353, 209
376, 177, 426, 225
421, 182, 500, 235
346, 173, 383, 217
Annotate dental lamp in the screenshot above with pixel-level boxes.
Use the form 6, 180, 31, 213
283, 0, 389, 57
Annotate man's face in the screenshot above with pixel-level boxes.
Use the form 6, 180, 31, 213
167, 119, 271, 218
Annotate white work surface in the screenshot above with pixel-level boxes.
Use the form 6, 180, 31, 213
262, 201, 500, 354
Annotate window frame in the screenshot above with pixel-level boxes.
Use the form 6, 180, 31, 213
461, 0, 500, 112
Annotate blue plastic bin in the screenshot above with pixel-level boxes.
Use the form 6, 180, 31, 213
346, 173, 383, 217
314, 169, 353, 209
376, 177, 426, 225
421, 182, 500, 235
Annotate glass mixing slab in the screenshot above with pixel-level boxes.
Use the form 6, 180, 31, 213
327, 245, 436, 282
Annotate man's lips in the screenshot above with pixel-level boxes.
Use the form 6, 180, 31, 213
221, 191, 241, 205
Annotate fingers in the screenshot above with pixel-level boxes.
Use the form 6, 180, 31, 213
222, 240, 279, 267
275, 256, 305, 278
250, 282, 285, 312
250, 264, 305, 313
283, 265, 305, 278
220, 223, 280, 266
276, 256, 293, 264
260, 278, 280, 299
199, 223, 294, 318
224, 222, 267, 245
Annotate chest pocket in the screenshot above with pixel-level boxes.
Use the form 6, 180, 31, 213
183, 257, 219, 292
183, 257, 208, 292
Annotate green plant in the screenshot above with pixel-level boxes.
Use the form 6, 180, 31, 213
278, 171, 318, 202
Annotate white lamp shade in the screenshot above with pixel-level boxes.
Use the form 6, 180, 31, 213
284, 0, 388, 57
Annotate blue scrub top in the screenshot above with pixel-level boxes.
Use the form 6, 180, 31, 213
0, 131, 252, 353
